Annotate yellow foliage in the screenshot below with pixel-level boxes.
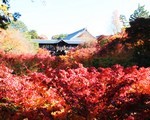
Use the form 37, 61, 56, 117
0, 28, 36, 54
0, 4, 7, 11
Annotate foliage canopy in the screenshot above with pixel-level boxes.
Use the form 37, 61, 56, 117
129, 4, 149, 22
0, 0, 21, 29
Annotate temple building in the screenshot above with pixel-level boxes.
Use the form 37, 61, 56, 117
33, 28, 96, 55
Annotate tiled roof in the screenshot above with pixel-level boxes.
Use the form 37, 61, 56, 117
33, 28, 88, 45
64, 28, 87, 40
63, 38, 86, 44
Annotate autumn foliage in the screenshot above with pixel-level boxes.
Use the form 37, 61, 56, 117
0, 28, 36, 54
0, 50, 150, 119
0, 17, 150, 119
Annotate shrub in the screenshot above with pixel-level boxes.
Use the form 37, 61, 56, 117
1, 64, 149, 119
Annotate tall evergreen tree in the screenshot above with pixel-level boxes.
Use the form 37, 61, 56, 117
126, 17, 150, 67
129, 4, 149, 22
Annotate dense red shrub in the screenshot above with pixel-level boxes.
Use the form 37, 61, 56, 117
0, 50, 56, 74
0, 64, 68, 119
46, 65, 150, 119
0, 49, 85, 74
0, 63, 149, 119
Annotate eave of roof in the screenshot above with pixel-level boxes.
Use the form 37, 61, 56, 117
33, 39, 60, 44
33, 38, 85, 45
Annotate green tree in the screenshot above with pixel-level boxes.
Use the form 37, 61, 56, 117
126, 4, 150, 67
9, 20, 28, 32
120, 15, 129, 28
52, 34, 67, 40
126, 18, 150, 67
0, 0, 21, 29
28, 30, 38, 39
129, 4, 149, 22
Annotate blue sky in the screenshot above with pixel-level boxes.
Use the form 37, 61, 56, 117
10, 0, 150, 38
